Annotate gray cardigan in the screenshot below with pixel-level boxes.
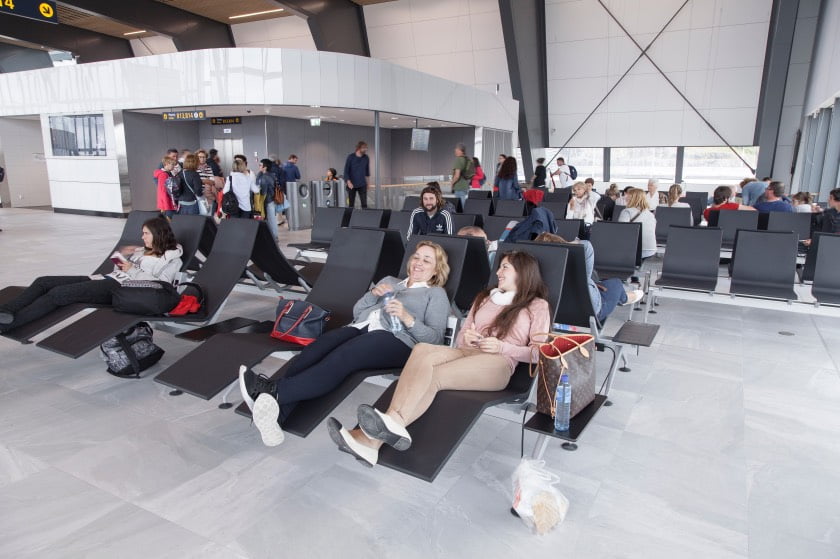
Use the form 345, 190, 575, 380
352, 276, 449, 348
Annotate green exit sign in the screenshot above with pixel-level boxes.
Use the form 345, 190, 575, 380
0, 0, 58, 24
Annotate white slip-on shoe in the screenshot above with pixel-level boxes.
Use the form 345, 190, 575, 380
356, 404, 412, 451
621, 289, 644, 307
252, 393, 285, 447
326, 417, 377, 467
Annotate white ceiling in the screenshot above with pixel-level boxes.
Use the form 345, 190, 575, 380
128, 105, 468, 129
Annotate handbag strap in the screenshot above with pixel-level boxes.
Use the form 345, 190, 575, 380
114, 331, 141, 377
181, 171, 199, 199
530, 332, 592, 359
272, 302, 314, 337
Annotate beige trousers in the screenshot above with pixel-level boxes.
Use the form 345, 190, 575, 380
387, 343, 512, 426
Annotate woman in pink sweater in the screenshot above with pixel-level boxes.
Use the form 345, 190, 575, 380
327, 250, 551, 466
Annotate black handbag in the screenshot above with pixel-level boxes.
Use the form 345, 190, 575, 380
112, 280, 181, 315
99, 322, 164, 378
270, 298, 330, 346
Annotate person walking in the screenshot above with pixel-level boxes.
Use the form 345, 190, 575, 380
343, 141, 371, 209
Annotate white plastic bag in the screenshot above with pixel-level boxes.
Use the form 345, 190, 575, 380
511, 458, 570, 534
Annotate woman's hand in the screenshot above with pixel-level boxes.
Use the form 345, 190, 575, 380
462, 327, 484, 347
371, 283, 393, 297
384, 298, 412, 324
118, 261, 134, 272
476, 336, 502, 354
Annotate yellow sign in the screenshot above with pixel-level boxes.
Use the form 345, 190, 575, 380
162, 110, 207, 122
210, 116, 242, 125
0, 0, 57, 23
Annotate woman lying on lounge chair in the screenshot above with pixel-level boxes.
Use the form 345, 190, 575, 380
239, 240, 451, 447
327, 250, 551, 467
0, 217, 183, 333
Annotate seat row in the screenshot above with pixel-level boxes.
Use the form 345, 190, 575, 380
651, 225, 840, 305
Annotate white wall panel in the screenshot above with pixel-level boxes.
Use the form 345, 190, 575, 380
130, 37, 178, 57
548, 0, 772, 147
365, 0, 510, 103
804, 0, 840, 113
231, 16, 316, 51
0, 119, 49, 207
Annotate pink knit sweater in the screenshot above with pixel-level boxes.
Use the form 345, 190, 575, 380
455, 298, 551, 371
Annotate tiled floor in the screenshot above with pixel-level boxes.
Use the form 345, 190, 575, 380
1, 208, 839, 558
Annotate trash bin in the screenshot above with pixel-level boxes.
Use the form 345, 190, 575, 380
285, 181, 313, 231
313, 179, 346, 208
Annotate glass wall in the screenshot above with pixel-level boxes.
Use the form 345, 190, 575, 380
513, 147, 603, 183
683, 146, 758, 185
610, 147, 677, 183
49, 114, 107, 157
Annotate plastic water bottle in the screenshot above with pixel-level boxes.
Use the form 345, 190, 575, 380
382, 292, 403, 332
554, 374, 571, 431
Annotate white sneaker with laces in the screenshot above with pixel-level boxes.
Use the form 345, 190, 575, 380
622, 289, 644, 306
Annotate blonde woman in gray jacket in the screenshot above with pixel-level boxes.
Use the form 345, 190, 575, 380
239, 240, 451, 446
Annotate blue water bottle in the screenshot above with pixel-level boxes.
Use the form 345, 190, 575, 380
554, 374, 571, 431
382, 292, 403, 332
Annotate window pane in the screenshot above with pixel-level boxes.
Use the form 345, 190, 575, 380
513, 147, 604, 183
48, 114, 106, 157
682, 146, 758, 185
610, 147, 676, 183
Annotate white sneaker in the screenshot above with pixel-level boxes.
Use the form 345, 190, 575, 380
252, 393, 285, 447
622, 289, 644, 307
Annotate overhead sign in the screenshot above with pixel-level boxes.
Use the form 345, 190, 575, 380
162, 110, 206, 122
210, 116, 242, 125
0, 0, 58, 24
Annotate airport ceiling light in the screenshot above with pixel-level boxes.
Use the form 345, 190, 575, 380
229, 8, 284, 20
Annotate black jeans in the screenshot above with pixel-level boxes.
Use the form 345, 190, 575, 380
275, 326, 410, 422
348, 186, 368, 209
0, 276, 119, 332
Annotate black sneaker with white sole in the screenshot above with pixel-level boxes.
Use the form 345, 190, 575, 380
238, 365, 277, 411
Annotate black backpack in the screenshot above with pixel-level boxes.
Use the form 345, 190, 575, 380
222, 176, 240, 214
99, 322, 164, 378
568, 165, 578, 180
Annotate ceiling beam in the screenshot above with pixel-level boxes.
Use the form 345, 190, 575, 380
272, 0, 370, 57
59, 0, 235, 51
0, 17, 133, 63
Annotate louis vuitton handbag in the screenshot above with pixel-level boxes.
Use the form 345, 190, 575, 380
531, 333, 597, 419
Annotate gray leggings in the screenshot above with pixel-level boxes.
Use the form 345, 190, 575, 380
0, 276, 119, 332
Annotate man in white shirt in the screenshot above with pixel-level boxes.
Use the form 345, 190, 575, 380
551, 157, 574, 189
645, 178, 659, 212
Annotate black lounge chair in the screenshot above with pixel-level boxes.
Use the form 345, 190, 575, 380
370, 241, 569, 481
154, 227, 387, 399
232, 235, 474, 435
811, 233, 840, 305
680, 193, 705, 225
450, 213, 478, 233
387, 211, 413, 243
554, 219, 583, 241
442, 196, 463, 213
654, 207, 693, 245
542, 200, 570, 218
288, 207, 351, 254
544, 188, 571, 203
348, 209, 390, 229
482, 216, 523, 240
464, 197, 492, 216
171, 215, 217, 273
588, 221, 641, 280
35, 218, 262, 359
655, 226, 722, 292
1, 212, 207, 344
467, 190, 491, 199
402, 196, 421, 212
729, 229, 797, 300
493, 199, 526, 217
766, 211, 812, 242
716, 210, 759, 249
799, 232, 836, 283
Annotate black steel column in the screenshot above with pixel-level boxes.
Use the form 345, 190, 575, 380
0, 44, 53, 73
603, 147, 611, 182
273, 0, 370, 56
754, 0, 801, 177
675, 146, 684, 184
498, 0, 548, 179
